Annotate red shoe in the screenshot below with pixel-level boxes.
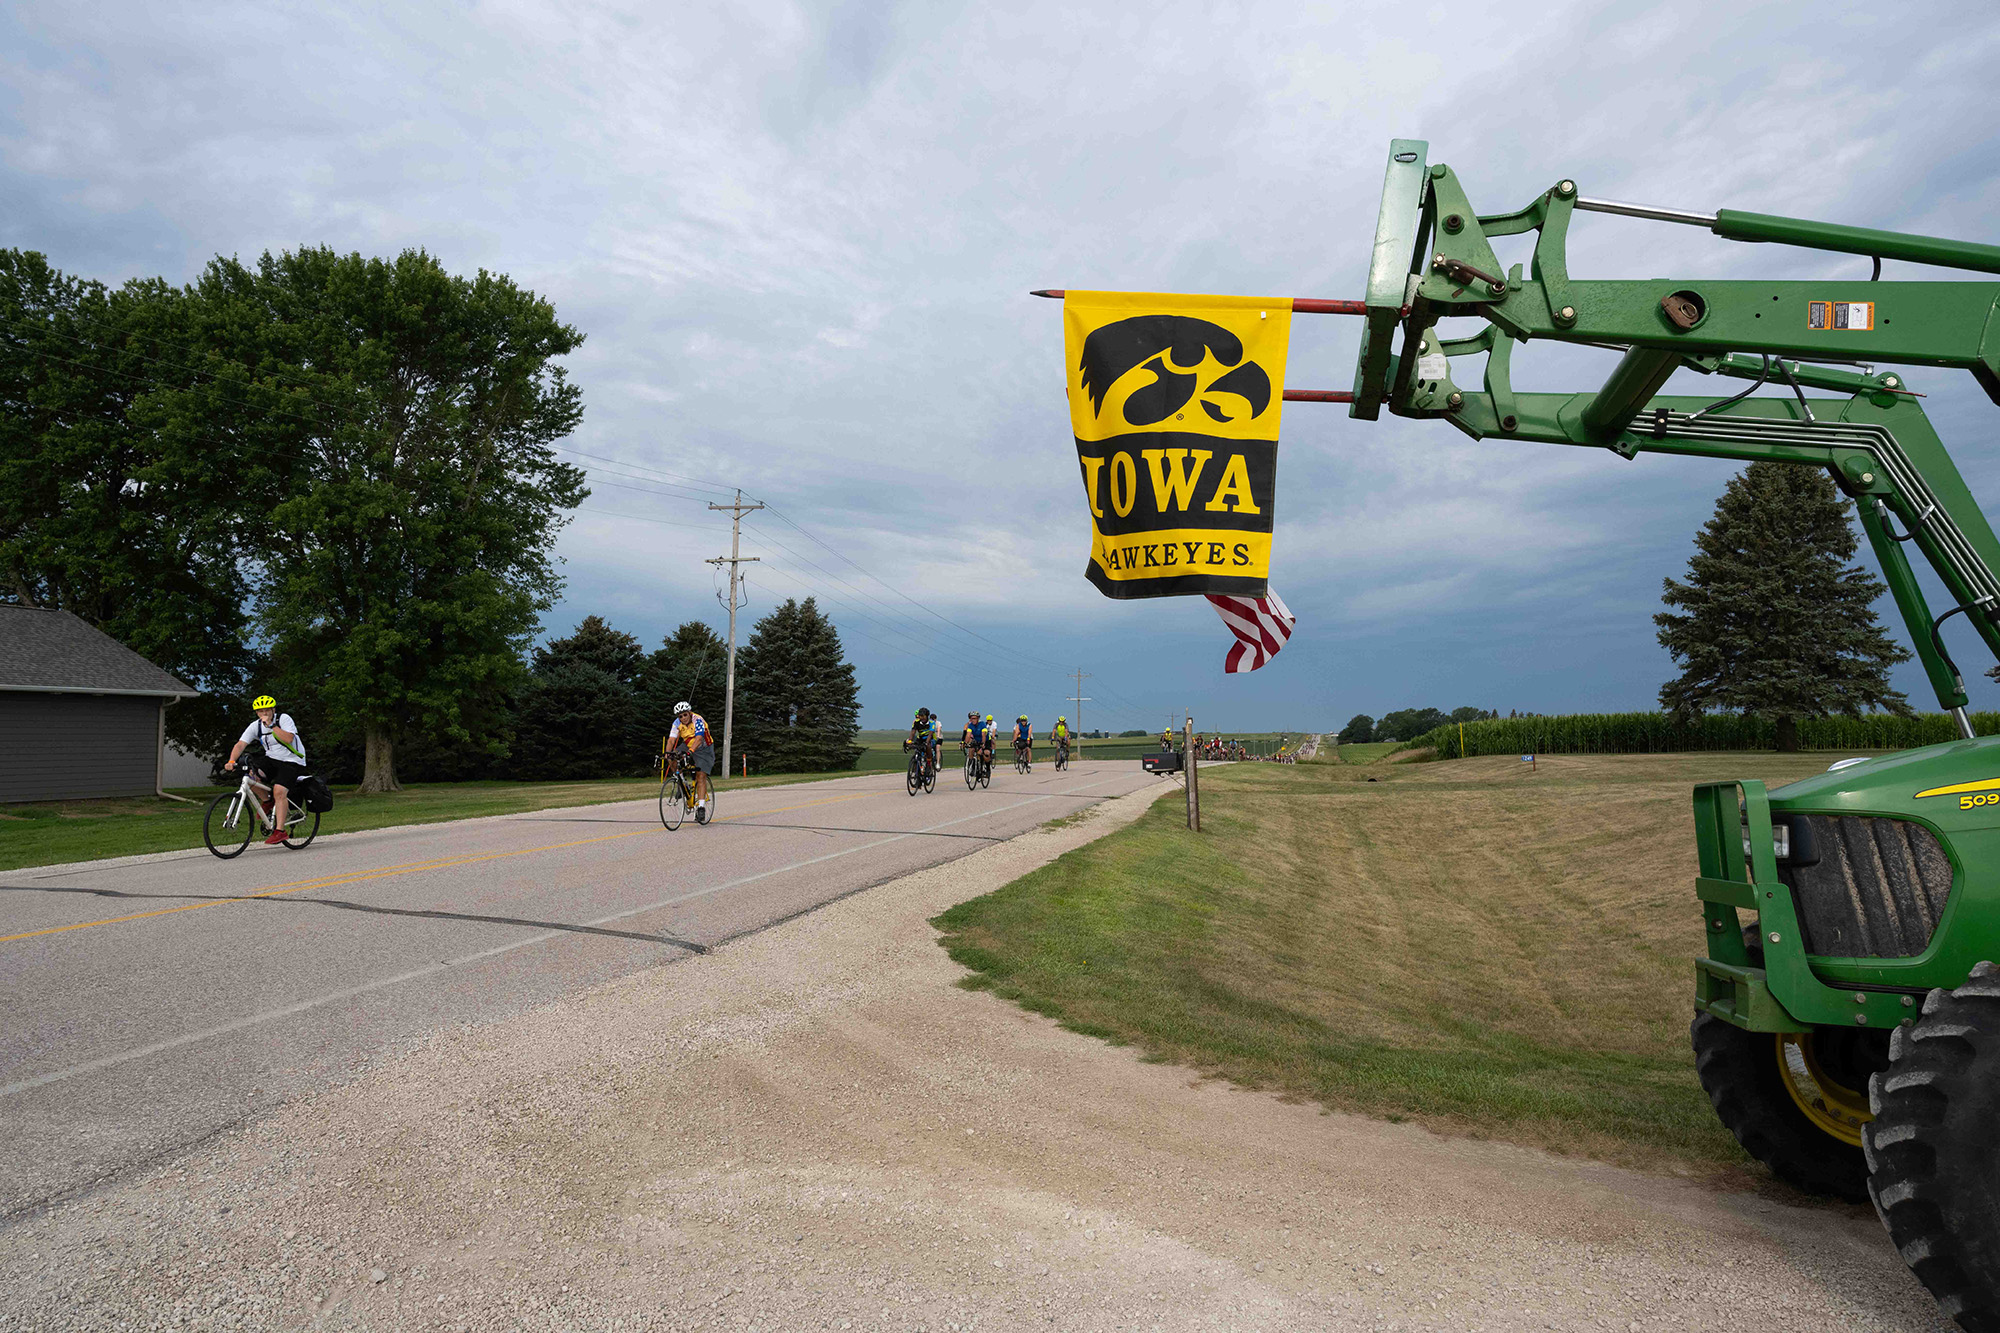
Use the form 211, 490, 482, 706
262, 831, 288, 846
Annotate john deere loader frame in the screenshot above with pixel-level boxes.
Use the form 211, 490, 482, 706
1353, 140, 2000, 1328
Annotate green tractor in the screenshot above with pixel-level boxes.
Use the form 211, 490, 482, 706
1343, 142, 2000, 1327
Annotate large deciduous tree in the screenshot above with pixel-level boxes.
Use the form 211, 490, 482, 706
176, 247, 587, 791
0, 250, 269, 759
733, 598, 862, 773
1657, 461, 1910, 751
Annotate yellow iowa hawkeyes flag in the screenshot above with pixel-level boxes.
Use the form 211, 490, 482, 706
1064, 291, 1290, 599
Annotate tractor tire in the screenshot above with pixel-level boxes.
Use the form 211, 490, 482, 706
1691, 1012, 1872, 1203
1864, 961, 2000, 1332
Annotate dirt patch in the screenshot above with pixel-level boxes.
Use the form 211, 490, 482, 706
0, 780, 1943, 1332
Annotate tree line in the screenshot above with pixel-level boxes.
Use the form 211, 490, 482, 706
303, 601, 861, 784
1337, 707, 1496, 745
0, 245, 864, 787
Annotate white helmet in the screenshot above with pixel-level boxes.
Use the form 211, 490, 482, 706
674, 701, 691, 715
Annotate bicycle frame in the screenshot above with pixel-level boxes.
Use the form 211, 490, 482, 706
225, 769, 305, 835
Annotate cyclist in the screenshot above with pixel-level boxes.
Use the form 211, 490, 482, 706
1051, 715, 1071, 765
665, 701, 715, 824
1013, 714, 1033, 769
907, 708, 939, 780
962, 710, 992, 770
224, 694, 307, 847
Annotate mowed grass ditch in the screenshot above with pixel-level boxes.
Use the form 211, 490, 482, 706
933, 749, 1866, 1178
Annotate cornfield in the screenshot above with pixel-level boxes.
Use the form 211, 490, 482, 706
1404, 711, 2000, 759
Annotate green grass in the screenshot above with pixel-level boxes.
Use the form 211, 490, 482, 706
1319, 739, 1400, 764
933, 750, 1857, 1178
0, 768, 894, 872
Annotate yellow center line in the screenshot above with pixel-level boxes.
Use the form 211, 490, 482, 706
0, 788, 887, 946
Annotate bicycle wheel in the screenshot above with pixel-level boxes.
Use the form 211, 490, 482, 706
924, 760, 937, 794
203, 790, 255, 859
964, 752, 977, 789
660, 772, 687, 830
979, 756, 991, 789
906, 754, 921, 796
282, 807, 320, 850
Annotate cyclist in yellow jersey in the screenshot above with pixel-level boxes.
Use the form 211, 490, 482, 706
1051, 715, 1070, 762
665, 702, 715, 822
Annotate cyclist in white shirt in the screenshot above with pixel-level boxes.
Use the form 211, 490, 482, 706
225, 694, 308, 846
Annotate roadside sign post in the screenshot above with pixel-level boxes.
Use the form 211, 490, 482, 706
707, 489, 765, 783
1185, 713, 1200, 831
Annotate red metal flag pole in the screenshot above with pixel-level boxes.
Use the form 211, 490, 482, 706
1034, 291, 1361, 401
1031, 290, 1366, 316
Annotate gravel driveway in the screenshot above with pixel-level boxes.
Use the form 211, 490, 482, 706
0, 782, 1947, 1332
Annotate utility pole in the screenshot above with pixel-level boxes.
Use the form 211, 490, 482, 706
707, 490, 764, 781
1070, 668, 1091, 758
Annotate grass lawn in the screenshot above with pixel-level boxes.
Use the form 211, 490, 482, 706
933, 749, 1874, 1178
0, 768, 896, 872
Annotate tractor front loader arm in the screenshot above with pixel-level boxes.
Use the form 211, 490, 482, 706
1355, 140, 2000, 719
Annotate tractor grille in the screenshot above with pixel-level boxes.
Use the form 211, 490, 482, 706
1776, 815, 1953, 958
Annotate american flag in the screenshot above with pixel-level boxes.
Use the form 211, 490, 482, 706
1206, 589, 1295, 673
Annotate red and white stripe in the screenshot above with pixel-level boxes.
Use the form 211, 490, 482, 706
1206, 589, 1295, 673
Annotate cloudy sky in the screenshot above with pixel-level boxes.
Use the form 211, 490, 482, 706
7, 1, 2000, 733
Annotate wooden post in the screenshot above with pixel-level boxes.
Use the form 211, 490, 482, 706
1185, 714, 1200, 831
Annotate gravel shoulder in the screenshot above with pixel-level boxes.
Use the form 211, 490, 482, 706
0, 782, 1945, 1332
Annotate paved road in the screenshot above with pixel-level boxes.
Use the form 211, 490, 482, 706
0, 758, 1157, 1219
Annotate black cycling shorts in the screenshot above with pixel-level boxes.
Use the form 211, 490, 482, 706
255, 756, 308, 791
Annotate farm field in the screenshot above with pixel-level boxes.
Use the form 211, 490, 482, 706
935, 748, 1890, 1178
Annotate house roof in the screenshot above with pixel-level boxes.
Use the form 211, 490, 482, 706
0, 605, 193, 698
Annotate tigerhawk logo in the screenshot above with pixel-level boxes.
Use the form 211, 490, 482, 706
1078, 316, 1273, 427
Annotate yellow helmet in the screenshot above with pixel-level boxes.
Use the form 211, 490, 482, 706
252, 695, 277, 710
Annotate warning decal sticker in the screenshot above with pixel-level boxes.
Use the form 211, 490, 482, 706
1808, 300, 1875, 331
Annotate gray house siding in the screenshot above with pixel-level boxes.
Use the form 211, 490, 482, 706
0, 693, 162, 802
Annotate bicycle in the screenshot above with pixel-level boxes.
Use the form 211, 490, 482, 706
905, 740, 937, 795
203, 765, 320, 859
1054, 739, 1070, 771
659, 752, 710, 830
1014, 741, 1032, 774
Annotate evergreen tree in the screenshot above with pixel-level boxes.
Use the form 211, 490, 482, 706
1337, 713, 1375, 744
733, 598, 863, 773
1657, 461, 1911, 751
635, 620, 728, 755
512, 660, 636, 780
535, 614, 645, 685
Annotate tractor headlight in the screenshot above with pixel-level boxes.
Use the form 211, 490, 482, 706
1741, 821, 1792, 861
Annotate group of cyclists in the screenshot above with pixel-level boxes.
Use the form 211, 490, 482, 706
214, 687, 1077, 854
905, 709, 1072, 782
